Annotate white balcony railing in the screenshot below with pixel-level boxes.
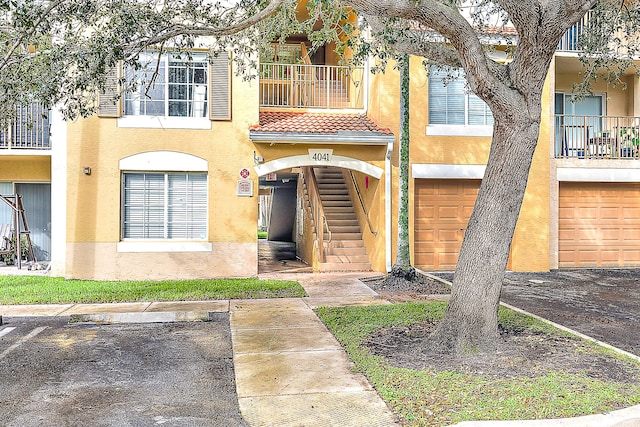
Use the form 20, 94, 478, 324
557, 11, 594, 52
0, 104, 51, 150
259, 63, 365, 109
555, 114, 640, 159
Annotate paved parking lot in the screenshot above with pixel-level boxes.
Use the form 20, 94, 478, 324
0, 314, 246, 427
500, 269, 640, 356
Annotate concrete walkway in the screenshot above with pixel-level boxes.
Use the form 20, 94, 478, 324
233, 272, 398, 426
2, 271, 640, 426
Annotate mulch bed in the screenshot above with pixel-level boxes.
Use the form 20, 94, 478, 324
360, 272, 640, 383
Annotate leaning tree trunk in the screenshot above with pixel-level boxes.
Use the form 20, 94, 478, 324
430, 111, 542, 354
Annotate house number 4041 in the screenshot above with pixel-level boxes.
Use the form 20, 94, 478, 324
309, 149, 333, 162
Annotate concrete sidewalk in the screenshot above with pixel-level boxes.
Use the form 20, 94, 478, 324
231, 273, 399, 426
2, 272, 640, 427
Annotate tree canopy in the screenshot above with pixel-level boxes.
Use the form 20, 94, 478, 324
3, 0, 639, 353
1, 1, 636, 119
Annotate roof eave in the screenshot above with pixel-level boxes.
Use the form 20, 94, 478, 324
249, 131, 395, 145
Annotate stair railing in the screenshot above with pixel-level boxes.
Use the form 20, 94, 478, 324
346, 170, 378, 236
301, 167, 330, 262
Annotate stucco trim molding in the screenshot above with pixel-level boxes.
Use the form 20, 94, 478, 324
255, 155, 384, 179
119, 151, 208, 171
557, 167, 640, 182
117, 241, 213, 253
412, 164, 486, 179
426, 125, 493, 137
117, 116, 212, 130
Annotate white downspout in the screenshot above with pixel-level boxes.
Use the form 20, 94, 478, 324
385, 141, 394, 273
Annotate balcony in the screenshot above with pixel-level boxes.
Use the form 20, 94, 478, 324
557, 11, 593, 52
259, 63, 364, 109
557, 10, 632, 54
555, 114, 640, 159
259, 43, 364, 110
0, 104, 51, 151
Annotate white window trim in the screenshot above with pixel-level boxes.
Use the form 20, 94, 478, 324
428, 66, 494, 129
119, 152, 209, 251
119, 151, 208, 172
122, 51, 209, 122
412, 164, 486, 179
557, 166, 640, 182
117, 116, 211, 130
426, 124, 493, 137
117, 240, 212, 253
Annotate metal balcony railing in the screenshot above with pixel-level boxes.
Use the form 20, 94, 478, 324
259, 63, 365, 109
557, 11, 594, 52
0, 104, 51, 150
555, 114, 640, 159
557, 10, 630, 53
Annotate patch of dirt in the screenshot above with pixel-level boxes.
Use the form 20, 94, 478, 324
361, 273, 640, 383
360, 273, 451, 303
365, 322, 640, 382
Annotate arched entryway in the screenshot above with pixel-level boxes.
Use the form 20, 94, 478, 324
255, 155, 384, 274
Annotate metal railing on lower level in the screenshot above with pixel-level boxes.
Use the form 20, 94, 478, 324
0, 104, 51, 150
555, 114, 640, 159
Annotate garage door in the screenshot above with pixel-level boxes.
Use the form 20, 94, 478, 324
559, 182, 640, 268
414, 179, 480, 270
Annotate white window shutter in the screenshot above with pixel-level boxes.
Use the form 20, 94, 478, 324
97, 63, 122, 118
209, 52, 232, 121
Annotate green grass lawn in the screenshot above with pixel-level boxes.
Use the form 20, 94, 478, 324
0, 276, 306, 304
317, 302, 640, 427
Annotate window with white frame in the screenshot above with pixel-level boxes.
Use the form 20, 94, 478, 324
122, 172, 207, 239
428, 66, 493, 126
124, 52, 208, 118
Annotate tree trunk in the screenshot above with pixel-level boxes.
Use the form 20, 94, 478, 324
392, 54, 412, 279
429, 112, 541, 354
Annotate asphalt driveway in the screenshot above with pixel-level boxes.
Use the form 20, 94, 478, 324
434, 269, 640, 357
499, 269, 640, 356
0, 314, 246, 427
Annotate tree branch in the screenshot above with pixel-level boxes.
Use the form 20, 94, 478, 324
348, 0, 508, 107
140, 0, 288, 46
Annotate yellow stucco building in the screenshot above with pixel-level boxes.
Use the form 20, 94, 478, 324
2, 13, 640, 279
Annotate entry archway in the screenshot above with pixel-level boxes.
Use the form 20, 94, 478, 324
254, 155, 383, 179
255, 155, 385, 273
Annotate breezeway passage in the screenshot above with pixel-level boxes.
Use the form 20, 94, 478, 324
0, 315, 245, 427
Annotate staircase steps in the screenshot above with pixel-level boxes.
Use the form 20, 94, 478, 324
313, 166, 371, 272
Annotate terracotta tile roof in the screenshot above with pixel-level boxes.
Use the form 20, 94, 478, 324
250, 112, 393, 135
482, 25, 518, 36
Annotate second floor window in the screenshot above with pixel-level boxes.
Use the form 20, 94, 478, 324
428, 66, 493, 126
124, 52, 208, 118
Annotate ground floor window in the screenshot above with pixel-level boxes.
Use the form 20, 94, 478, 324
122, 172, 207, 239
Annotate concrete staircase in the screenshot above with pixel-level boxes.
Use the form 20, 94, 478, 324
313, 167, 371, 272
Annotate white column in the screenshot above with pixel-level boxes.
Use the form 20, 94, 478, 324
48, 107, 67, 276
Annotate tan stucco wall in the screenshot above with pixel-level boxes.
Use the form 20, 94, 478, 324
0, 156, 50, 182
64, 70, 260, 280
66, 242, 256, 280
555, 73, 633, 117
509, 70, 552, 272
345, 170, 385, 271
398, 56, 551, 272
